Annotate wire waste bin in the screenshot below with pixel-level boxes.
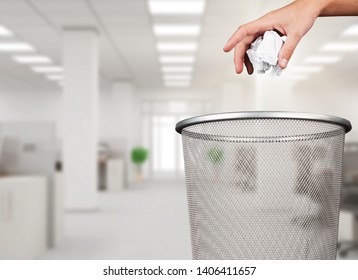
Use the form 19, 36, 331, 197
176, 112, 352, 260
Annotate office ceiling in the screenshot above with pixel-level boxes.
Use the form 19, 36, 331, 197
0, 0, 356, 91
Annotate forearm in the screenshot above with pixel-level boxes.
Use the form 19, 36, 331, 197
299, 0, 358, 16
321, 0, 358, 16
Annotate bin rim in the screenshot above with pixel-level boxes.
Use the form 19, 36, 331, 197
175, 111, 352, 134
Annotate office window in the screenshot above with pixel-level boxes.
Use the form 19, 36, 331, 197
141, 100, 212, 179
153, 116, 176, 174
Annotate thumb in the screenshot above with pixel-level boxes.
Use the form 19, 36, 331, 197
278, 34, 301, 69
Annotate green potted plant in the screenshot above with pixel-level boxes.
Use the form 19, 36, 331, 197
207, 146, 224, 181
131, 147, 149, 182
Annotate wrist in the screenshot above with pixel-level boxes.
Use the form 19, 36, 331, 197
295, 0, 332, 17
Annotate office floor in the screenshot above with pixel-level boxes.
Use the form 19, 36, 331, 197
40, 181, 192, 260
40, 180, 358, 260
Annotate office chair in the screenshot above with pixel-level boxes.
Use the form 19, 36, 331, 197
338, 142, 358, 257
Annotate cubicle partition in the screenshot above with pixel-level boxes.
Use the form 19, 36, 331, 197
0, 122, 57, 259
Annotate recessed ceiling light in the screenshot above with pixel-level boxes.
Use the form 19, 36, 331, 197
304, 55, 342, 64
153, 24, 201, 36
157, 42, 198, 52
46, 74, 64, 81
342, 24, 358, 36
290, 66, 323, 73
12, 55, 52, 64
161, 66, 194, 73
0, 42, 35, 52
0, 25, 13, 36
148, 0, 205, 15
32, 66, 63, 73
163, 74, 192, 80
320, 42, 358, 52
160, 55, 195, 63
165, 81, 191, 87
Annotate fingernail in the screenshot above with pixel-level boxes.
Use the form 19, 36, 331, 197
235, 66, 241, 74
281, 58, 288, 69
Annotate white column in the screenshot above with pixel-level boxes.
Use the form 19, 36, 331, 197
63, 27, 99, 210
110, 82, 134, 186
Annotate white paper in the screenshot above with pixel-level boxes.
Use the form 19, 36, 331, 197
246, 30, 285, 77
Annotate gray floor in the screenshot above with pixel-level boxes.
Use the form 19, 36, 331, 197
40, 181, 192, 260
40, 180, 358, 260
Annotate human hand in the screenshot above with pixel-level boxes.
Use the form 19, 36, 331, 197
223, 0, 323, 74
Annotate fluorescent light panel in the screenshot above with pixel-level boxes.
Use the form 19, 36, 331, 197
165, 81, 190, 87
12, 55, 52, 64
0, 42, 34, 52
161, 66, 193, 73
342, 24, 358, 36
153, 24, 200, 36
32, 66, 63, 73
0, 25, 13, 36
149, 0, 205, 15
163, 74, 192, 80
157, 42, 198, 52
304, 55, 342, 64
291, 66, 323, 73
160, 55, 195, 63
321, 42, 358, 52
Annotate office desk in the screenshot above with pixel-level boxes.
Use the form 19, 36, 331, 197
338, 185, 358, 257
0, 176, 47, 259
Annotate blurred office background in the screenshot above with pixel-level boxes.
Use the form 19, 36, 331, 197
0, 0, 358, 260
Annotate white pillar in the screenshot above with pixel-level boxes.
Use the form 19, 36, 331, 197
63, 27, 99, 210
110, 82, 134, 186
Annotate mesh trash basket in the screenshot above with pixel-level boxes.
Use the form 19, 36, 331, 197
176, 111, 352, 260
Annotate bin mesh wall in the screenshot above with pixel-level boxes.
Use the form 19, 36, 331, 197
181, 119, 345, 259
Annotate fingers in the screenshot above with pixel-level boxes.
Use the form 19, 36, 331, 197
234, 43, 246, 74
278, 33, 301, 69
244, 54, 254, 75
224, 20, 271, 52
234, 35, 255, 74
224, 26, 249, 53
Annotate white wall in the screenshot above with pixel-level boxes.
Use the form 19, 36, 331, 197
0, 89, 62, 136
0, 87, 111, 164
99, 90, 114, 139
220, 80, 256, 111
0, 85, 118, 141
220, 77, 357, 141
1, 79, 357, 186
254, 76, 294, 111
1, 81, 357, 141
290, 84, 358, 141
